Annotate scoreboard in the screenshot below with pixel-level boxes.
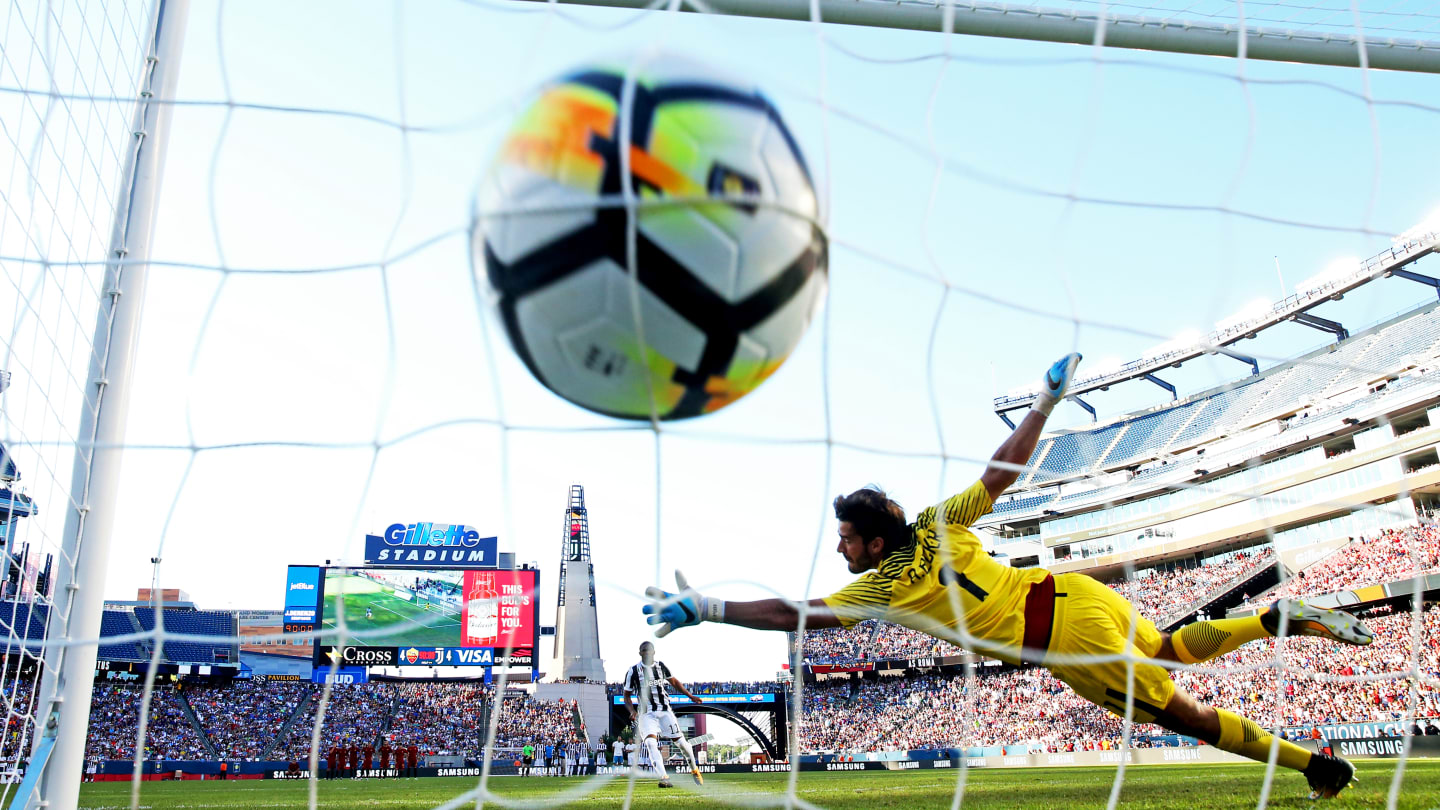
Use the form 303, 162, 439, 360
284, 565, 539, 668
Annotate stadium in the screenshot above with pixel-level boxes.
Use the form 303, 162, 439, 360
2, 0, 1440, 809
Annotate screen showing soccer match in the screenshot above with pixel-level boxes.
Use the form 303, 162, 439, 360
312, 567, 539, 667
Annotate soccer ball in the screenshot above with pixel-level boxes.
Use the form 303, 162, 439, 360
473, 57, 827, 420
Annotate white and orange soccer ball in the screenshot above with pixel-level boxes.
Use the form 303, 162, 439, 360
473, 56, 826, 420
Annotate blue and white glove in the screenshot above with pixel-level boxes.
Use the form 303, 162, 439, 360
1031, 352, 1082, 417
642, 571, 723, 638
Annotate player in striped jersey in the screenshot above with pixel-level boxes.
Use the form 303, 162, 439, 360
645, 353, 1373, 800
623, 641, 704, 788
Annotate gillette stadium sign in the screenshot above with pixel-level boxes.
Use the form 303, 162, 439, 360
363, 523, 498, 567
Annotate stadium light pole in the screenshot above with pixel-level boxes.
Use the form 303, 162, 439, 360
32, 0, 190, 806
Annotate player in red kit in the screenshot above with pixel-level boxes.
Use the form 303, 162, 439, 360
407, 743, 419, 778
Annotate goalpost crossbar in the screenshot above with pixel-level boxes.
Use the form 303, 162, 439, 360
510, 0, 1440, 74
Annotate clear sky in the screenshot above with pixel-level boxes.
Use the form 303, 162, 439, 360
4, 0, 1440, 682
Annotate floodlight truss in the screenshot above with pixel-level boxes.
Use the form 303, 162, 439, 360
515, 0, 1440, 74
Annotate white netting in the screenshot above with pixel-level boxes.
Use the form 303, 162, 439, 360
0, 0, 1438, 809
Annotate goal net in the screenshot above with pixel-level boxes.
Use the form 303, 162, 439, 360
2, 0, 1438, 808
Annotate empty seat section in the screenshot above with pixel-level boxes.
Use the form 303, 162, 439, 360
1106, 401, 1199, 466
992, 492, 1054, 515
1032, 423, 1122, 484
0, 601, 48, 641
1169, 390, 1238, 447
135, 607, 238, 663
99, 610, 145, 660
1247, 362, 1333, 420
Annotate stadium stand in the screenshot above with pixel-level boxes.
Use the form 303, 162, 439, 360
797, 605, 1438, 754
799, 620, 965, 665
186, 680, 313, 759
272, 682, 394, 761
99, 610, 147, 661
1245, 523, 1440, 607
0, 602, 47, 647
998, 302, 1440, 499
0, 679, 35, 761
492, 692, 578, 751
133, 607, 239, 664
1111, 546, 1275, 628
387, 682, 491, 755
83, 684, 211, 761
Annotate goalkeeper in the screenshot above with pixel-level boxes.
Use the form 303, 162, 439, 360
644, 353, 1372, 799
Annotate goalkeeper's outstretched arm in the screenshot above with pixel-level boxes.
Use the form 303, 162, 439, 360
642, 573, 844, 635
980, 352, 1081, 501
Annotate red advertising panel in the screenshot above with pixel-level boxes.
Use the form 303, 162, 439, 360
462, 569, 536, 655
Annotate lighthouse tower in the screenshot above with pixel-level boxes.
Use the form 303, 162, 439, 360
549, 484, 605, 682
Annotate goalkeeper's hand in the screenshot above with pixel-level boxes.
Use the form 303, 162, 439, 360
1031, 352, 1082, 418
642, 571, 724, 638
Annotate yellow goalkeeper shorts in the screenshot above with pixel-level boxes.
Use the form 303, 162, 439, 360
1044, 572, 1176, 725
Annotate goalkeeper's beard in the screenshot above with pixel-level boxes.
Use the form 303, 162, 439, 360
843, 550, 877, 574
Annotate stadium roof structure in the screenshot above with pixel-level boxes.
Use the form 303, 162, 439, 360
993, 230, 1440, 427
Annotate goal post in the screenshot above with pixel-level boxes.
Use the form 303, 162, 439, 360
31, 0, 190, 807
510, 0, 1440, 74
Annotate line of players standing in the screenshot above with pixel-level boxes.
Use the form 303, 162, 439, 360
519, 739, 608, 776
320, 741, 419, 778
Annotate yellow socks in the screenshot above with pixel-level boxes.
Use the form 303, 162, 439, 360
1171, 615, 1269, 664
1215, 709, 1312, 771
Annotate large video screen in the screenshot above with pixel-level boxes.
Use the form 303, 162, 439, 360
312, 567, 539, 667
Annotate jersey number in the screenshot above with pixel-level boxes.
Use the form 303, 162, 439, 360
938, 563, 989, 602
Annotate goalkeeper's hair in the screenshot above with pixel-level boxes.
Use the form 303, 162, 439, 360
833, 486, 909, 556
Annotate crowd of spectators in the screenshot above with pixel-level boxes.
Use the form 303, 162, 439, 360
83, 683, 211, 761
1169, 605, 1440, 728
387, 681, 491, 755
1109, 546, 1274, 624
187, 680, 312, 759
1249, 524, 1440, 606
272, 683, 395, 761
0, 678, 35, 761
493, 692, 576, 749
797, 604, 1438, 753
799, 620, 965, 665
799, 671, 1161, 753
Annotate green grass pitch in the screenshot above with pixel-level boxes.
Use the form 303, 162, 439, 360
78, 761, 1440, 808
320, 573, 461, 648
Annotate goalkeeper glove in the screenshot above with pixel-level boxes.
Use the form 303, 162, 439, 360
1031, 352, 1082, 418
642, 571, 723, 638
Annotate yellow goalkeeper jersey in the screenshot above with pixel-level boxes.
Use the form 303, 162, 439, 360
821, 480, 1049, 664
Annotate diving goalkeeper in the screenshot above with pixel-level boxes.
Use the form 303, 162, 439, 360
643, 353, 1373, 799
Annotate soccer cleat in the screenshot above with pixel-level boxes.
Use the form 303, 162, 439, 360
692, 767, 704, 786
1303, 752, 1357, 799
1261, 599, 1374, 646
658, 779, 674, 788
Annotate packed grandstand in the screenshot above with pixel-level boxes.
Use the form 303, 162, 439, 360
1, 295, 1438, 769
